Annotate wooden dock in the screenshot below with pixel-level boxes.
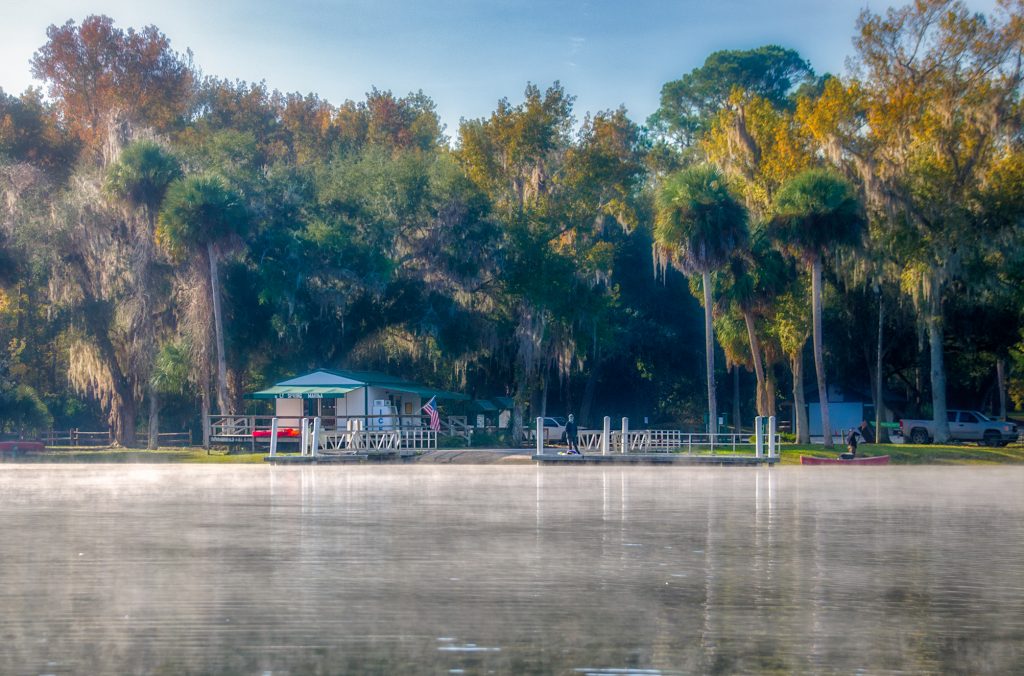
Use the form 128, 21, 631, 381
533, 453, 778, 466
265, 450, 419, 464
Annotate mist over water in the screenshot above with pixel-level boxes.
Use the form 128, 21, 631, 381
0, 465, 1021, 674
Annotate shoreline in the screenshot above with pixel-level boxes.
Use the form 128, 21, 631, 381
1, 442, 1022, 464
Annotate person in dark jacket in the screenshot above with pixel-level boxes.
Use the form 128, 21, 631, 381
565, 414, 580, 455
843, 428, 859, 459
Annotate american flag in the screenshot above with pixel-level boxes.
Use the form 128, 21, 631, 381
422, 396, 440, 432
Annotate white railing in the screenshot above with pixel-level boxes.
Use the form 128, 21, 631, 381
318, 427, 437, 453
209, 411, 442, 454
609, 430, 758, 454
537, 416, 781, 458
208, 414, 441, 452
577, 430, 604, 451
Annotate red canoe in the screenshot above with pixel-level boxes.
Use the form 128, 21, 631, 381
800, 455, 890, 465
0, 441, 46, 457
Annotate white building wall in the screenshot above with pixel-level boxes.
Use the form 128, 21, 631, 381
275, 398, 303, 421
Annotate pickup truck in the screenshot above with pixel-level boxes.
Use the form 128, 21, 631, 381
524, 417, 568, 443
899, 410, 1018, 446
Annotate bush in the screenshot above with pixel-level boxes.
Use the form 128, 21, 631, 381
468, 429, 514, 447
437, 434, 469, 448
0, 384, 53, 436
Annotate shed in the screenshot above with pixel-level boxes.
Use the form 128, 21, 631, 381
245, 368, 469, 425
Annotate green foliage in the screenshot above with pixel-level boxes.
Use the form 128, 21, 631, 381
0, 382, 53, 435
654, 165, 749, 275
650, 45, 815, 146
157, 175, 247, 258
2, 7, 1021, 441
769, 169, 865, 262
105, 140, 182, 214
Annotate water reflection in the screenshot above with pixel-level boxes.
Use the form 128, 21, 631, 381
0, 465, 1021, 673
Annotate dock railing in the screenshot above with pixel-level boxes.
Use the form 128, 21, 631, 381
208, 413, 444, 453
537, 416, 781, 457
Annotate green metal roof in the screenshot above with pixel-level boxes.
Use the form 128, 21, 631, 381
469, 399, 499, 413
246, 385, 359, 400
245, 368, 469, 401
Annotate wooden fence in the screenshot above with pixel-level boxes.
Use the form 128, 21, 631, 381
40, 430, 193, 447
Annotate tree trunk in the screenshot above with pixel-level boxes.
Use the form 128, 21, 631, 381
765, 363, 777, 418
732, 364, 741, 434
702, 270, 717, 442
540, 370, 548, 418
811, 258, 832, 448
207, 242, 230, 415
201, 388, 210, 451
579, 360, 600, 428
112, 395, 138, 448
511, 402, 525, 446
511, 369, 531, 446
742, 310, 766, 416
67, 255, 138, 447
791, 345, 810, 444
875, 293, 886, 443
996, 357, 1007, 421
147, 384, 159, 449
926, 295, 949, 443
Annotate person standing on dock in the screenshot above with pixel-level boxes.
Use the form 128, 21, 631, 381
565, 414, 581, 455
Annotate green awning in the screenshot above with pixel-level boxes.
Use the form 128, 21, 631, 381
469, 399, 499, 413
384, 385, 470, 401
245, 385, 359, 400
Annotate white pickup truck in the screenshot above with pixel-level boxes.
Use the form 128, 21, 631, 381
899, 410, 1018, 446
524, 417, 568, 442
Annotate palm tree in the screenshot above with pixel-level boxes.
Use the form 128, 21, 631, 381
770, 169, 865, 448
157, 175, 246, 416
106, 140, 181, 448
716, 234, 790, 418
655, 165, 748, 438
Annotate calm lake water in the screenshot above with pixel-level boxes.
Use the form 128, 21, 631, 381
0, 465, 1021, 674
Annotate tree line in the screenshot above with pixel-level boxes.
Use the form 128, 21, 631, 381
1, 1, 1022, 447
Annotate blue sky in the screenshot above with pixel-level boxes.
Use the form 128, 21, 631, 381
0, 0, 1000, 135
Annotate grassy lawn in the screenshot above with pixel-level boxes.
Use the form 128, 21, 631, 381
4, 441, 1024, 465
779, 441, 1024, 465
6, 446, 267, 464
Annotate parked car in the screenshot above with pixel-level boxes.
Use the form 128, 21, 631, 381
525, 417, 568, 442
899, 410, 1018, 446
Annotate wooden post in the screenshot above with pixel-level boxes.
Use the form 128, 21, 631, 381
602, 416, 610, 455
768, 416, 777, 458
621, 417, 629, 454
202, 416, 211, 450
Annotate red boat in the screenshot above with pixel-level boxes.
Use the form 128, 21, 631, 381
0, 441, 45, 458
800, 455, 890, 465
